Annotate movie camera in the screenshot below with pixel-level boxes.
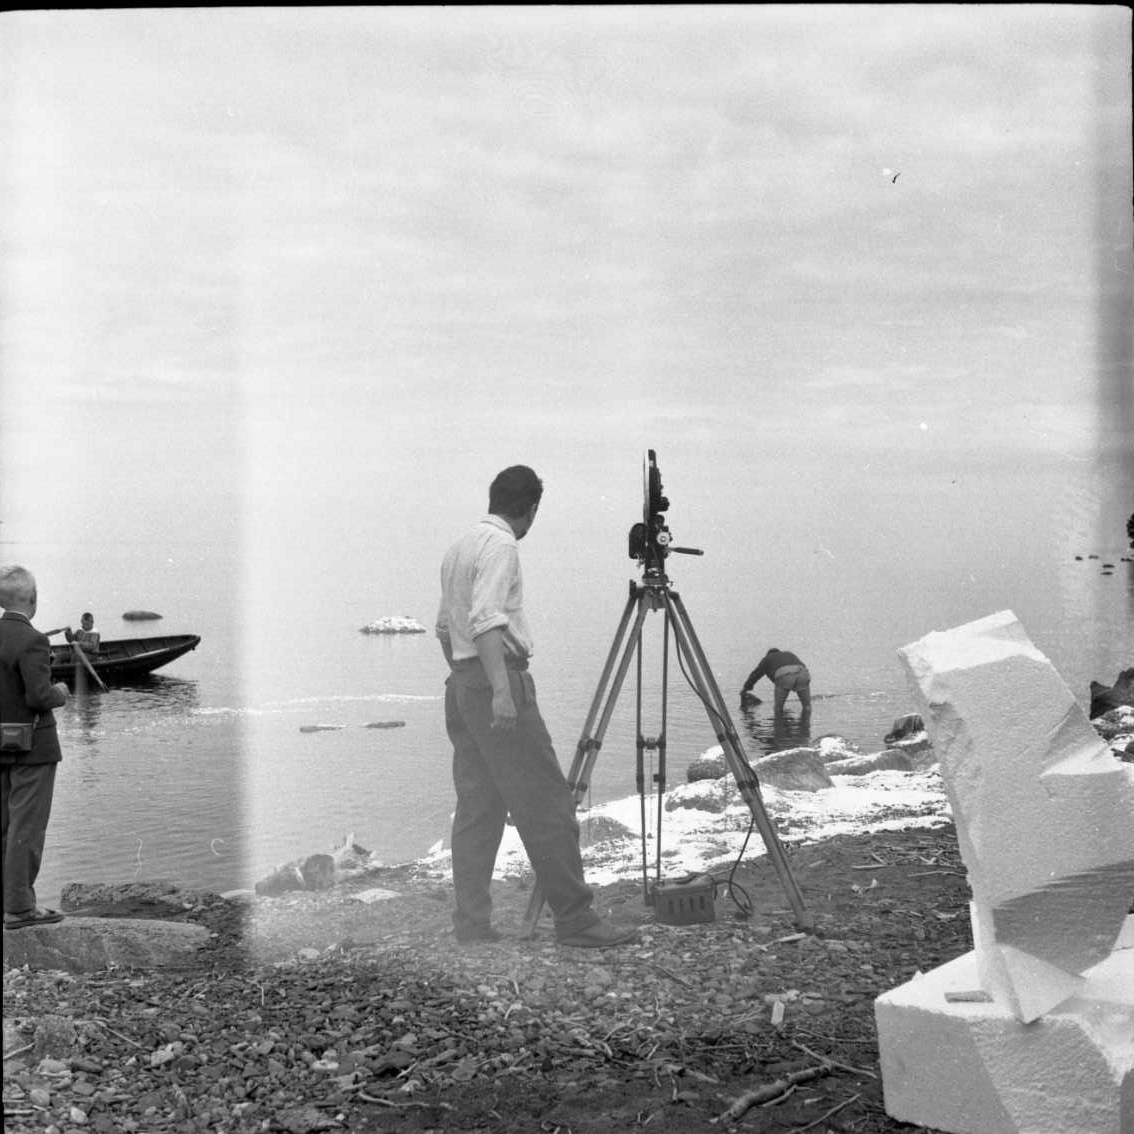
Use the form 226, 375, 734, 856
627, 449, 703, 575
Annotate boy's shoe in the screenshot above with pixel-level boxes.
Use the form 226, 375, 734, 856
557, 921, 637, 948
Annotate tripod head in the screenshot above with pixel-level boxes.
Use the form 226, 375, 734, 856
628, 449, 703, 579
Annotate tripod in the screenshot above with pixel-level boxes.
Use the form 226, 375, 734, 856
521, 568, 812, 935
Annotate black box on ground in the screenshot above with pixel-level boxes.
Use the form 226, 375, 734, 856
652, 873, 716, 925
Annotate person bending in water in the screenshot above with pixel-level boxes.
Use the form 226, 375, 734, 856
741, 648, 812, 717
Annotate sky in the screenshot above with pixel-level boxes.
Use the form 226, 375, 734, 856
1, 5, 1130, 559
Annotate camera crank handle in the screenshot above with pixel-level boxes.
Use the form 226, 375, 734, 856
670, 546, 703, 556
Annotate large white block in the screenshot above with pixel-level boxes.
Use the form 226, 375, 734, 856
899, 610, 1134, 1021
876, 923, 1134, 1134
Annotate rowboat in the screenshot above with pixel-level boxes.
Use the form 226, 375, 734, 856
50, 635, 201, 683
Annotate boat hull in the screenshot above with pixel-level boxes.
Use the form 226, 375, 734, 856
50, 635, 201, 683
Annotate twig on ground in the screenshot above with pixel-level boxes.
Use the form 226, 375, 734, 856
90, 1018, 145, 1049
711, 1064, 832, 1124
355, 1092, 454, 1110
611, 959, 695, 989
643, 962, 695, 989
789, 1038, 877, 1078
786, 1091, 861, 1132
762, 1083, 796, 1106
3, 1042, 34, 1061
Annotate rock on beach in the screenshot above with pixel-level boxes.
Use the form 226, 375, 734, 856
255, 834, 380, 896
752, 747, 833, 791
825, 749, 914, 776
2, 917, 208, 974
688, 734, 929, 794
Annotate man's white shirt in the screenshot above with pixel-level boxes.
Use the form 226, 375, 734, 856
436, 515, 534, 662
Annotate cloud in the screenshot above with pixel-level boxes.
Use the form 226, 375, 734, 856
1, 6, 1127, 457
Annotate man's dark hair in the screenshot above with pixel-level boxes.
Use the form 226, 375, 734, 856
489, 466, 543, 517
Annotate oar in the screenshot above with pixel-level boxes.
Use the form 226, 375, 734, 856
70, 639, 109, 693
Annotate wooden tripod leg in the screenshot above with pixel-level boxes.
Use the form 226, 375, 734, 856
519, 587, 650, 937
664, 589, 813, 930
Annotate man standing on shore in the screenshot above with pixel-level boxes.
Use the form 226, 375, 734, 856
436, 465, 636, 948
1, 565, 69, 930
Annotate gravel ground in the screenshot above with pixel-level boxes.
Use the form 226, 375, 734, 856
2, 820, 976, 1134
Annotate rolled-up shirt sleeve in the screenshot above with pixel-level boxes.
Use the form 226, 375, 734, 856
468, 545, 516, 641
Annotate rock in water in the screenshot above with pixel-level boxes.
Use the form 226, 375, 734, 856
1088, 667, 1134, 719
122, 610, 162, 621
883, 713, 924, 744
360, 616, 427, 634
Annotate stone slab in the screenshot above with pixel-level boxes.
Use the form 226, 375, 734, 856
899, 609, 1134, 1021
875, 918, 1134, 1134
2, 916, 209, 973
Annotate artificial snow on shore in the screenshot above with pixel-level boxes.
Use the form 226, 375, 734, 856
420, 765, 952, 887
252, 708, 1128, 898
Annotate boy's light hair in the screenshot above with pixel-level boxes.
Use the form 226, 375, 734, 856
0, 565, 37, 609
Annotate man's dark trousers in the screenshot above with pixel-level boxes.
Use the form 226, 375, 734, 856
1, 762, 57, 915
445, 660, 599, 938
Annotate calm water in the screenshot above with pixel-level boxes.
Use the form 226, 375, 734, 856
6, 445, 1131, 904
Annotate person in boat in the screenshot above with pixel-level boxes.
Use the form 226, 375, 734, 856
436, 465, 636, 949
64, 612, 100, 653
741, 647, 812, 718
0, 565, 69, 930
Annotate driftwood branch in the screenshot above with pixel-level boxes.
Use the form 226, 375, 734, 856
789, 1038, 877, 1078
711, 1064, 832, 1124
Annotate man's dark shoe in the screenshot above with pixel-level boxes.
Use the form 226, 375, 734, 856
454, 924, 503, 943
557, 921, 637, 948
4, 907, 64, 930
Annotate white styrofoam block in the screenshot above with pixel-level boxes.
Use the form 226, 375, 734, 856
1118, 917, 1134, 951
899, 610, 1134, 1020
876, 923, 1134, 1134
971, 900, 1085, 1022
